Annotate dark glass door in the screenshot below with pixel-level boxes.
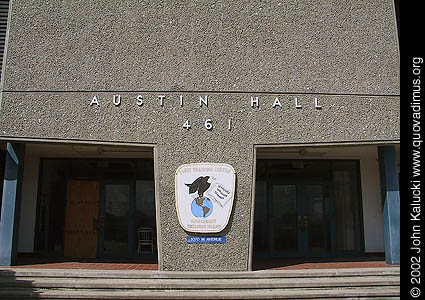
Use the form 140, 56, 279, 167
303, 183, 332, 256
98, 182, 133, 258
254, 159, 364, 260
269, 181, 333, 257
269, 183, 301, 256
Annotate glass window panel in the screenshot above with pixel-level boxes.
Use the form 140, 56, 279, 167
333, 161, 363, 252
306, 184, 331, 253
272, 184, 298, 252
268, 160, 331, 182
253, 180, 268, 254
104, 184, 129, 256
135, 180, 156, 253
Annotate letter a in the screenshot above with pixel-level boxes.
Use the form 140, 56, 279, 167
90, 96, 99, 106
272, 97, 282, 108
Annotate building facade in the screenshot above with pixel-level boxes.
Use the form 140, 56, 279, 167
0, 0, 399, 271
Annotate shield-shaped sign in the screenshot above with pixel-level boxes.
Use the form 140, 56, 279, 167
175, 163, 236, 233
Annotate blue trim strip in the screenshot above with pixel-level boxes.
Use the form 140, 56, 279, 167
0, 143, 24, 266
378, 146, 400, 265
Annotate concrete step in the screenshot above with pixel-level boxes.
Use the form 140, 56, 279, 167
0, 275, 400, 289
0, 286, 401, 299
0, 267, 400, 299
0, 267, 400, 279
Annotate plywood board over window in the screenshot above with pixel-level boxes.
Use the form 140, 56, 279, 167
64, 180, 99, 258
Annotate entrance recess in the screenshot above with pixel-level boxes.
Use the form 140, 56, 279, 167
254, 160, 364, 259
36, 157, 157, 260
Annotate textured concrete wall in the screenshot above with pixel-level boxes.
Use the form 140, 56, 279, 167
2, 0, 399, 94
0, 0, 399, 271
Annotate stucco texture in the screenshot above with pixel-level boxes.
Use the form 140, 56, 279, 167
2, 0, 399, 95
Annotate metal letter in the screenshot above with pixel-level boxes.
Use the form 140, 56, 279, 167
137, 95, 143, 106
159, 95, 165, 106
113, 95, 121, 106
250, 96, 259, 108
90, 96, 99, 106
315, 97, 322, 109
295, 97, 302, 108
200, 95, 208, 107
272, 97, 282, 108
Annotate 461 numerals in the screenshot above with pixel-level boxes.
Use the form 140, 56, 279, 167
183, 119, 232, 131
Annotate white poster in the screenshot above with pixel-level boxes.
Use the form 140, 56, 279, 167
175, 163, 236, 233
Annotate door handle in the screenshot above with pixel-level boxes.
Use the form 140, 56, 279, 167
303, 216, 308, 230
297, 216, 303, 231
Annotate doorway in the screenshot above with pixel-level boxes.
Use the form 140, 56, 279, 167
253, 159, 364, 260
35, 158, 157, 260
268, 181, 332, 257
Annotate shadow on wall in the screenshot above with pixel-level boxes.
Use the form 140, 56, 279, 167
0, 269, 41, 299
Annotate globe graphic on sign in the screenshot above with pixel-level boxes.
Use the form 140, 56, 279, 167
191, 196, 213, 218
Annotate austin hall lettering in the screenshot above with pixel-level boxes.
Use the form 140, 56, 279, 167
89, 94, 323, 131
